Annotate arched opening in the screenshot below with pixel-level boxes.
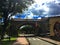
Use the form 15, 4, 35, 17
19, 25, 35, 34
53, 21, 60, 38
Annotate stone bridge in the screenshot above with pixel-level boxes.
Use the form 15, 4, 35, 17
10, 19, 48, 35
11, 19, 43, 29
11, 21, 40, 33
10, 19, 44, 34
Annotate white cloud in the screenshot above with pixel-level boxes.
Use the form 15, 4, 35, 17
27, 0, 60, 16
11, 16, 15, 19
24, 12, 34, 19
12, 0, 60, 19
38, 17, 41, 19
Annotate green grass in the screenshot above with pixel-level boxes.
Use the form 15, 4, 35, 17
0, 37, 17, 45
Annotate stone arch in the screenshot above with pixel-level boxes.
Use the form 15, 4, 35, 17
53, 21, 60, 38
11, 21, 36, 34
16, 22, 35, 30
49, 17, 60, 36
19, 25, 35, 34
11, 21, 45, 36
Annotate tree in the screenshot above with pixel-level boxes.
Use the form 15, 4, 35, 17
0, 0, 34, 40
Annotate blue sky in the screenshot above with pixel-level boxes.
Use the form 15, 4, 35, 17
11, 0, 60, 19
0, 18, 4, 23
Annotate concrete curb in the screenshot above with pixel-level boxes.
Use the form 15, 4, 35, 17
26, 37, 30, 45
38, 37, 60, 45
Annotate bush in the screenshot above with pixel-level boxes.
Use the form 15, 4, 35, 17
6, 24, 18, 37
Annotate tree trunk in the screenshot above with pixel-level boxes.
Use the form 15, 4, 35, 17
1, 10, 8, 40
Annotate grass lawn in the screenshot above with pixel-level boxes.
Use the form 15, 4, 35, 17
0, 37, 17, 45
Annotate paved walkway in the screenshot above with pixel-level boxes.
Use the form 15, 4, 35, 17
27, 37, 54, 45
12, 37, 29, 45
12, 34, 60, 45
38, 37, 60, 45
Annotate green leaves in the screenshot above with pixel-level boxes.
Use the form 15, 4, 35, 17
0, 0, 34, 13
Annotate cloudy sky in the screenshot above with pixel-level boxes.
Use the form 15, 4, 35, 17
12, 0, 60, 19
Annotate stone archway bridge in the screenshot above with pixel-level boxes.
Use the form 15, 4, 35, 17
10, 18, 48, 34
11, 19, 46, 29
